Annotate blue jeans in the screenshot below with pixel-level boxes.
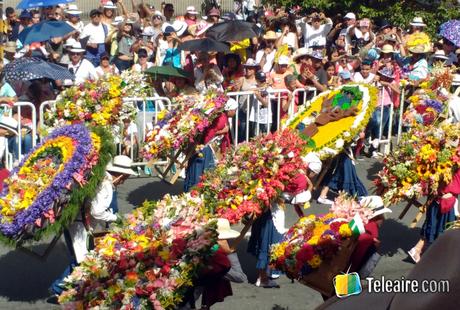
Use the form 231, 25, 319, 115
8, 133, 33, 160
85, 44, 106, 67
369, 105, 391, 139
50, 230, 77, 295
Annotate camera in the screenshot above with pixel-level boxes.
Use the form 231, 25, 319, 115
260, 89, 269, 97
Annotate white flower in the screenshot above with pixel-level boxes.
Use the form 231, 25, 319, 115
335, 139, 344, 149
287, 151, 295, 158
343, 131, 351, 138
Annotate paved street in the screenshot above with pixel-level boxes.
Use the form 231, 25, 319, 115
0, 158, 424, 309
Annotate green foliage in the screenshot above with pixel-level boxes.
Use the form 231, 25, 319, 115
265, 0, 460, 37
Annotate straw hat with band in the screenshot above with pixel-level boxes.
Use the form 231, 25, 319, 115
263, 30, 278, 41
106, 155, 138, 176
103, 1, 117, 10
410, 17, 426, 27
69, 42, 85, 53
216, 218, 240, 240
381, 44, 395, 54
408, 44, 431, 54
186, 6, 199, 15
65, 4, 82, 15
292, 47, 311, 61
243, 58, 259, 67
432, 50, 449, 61
3, 41, 17, 54
0, 117, 19, 136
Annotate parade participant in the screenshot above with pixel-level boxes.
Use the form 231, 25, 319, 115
66, 42, 98, 84
0, 117, 18, 188
408, 168, 460, 263
183, 98, 237, 192
49, 155, 137, 301
318, 147, 368, 205
350, 196, 392, 274
81, 9, 109, 67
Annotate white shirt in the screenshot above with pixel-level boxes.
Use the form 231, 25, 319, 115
303, 19, 333, 48
448, 95, 460, 124
249, 86, 273, 125
68, 59, 98, 84
255, 49, 276, 73
96, 65, 120, 77
66, 20, 85, 34
81, 22, 107, 44
132, 62, 154, 72
352, 72, 375, 83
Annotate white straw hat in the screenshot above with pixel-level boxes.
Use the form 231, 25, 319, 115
106, 155, 138, 175
65, 4, 82, 15
410, 17, 426, 27
69, 42, 85, 53
103, 1, 117, 9
0, 117, 19, 136
216, 218, 240, 240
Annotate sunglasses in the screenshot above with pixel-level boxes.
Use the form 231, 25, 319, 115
69, 52, 81, 56
153, 15, 162, 19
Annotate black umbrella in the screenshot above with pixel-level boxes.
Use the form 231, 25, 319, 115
3, 57, 74, 82
178, 38, 230, 53
206, 21, 262, 42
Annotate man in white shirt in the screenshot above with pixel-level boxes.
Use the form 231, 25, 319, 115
81, 9, 108, 67
67, 42, 98, 85
302, 12, 333, 48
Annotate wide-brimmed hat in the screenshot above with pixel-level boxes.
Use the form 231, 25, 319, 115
106, 155, 138, 176
112, 16, 124, 26
432, 49, 449, 61
186, 5, 199, 15
216, 218, 240, 240
263, 30, 277, 40
381, 44, 395, 54
408, 44, 431, 54
3, 41, 17, 54
307, 50, 324, 60
360, 196, 392, 219
103, 1, 117, 9
452, 74, 460, 86
410, 17, 426, 27
69, 42, 86, 53
302, 152, 322, 174
0, 117, 19, 136
292, 47, 311, 61
65, 4, 82, 15
172, 20, 188, 36
64, 37, 77, 48
379, 20, 391, 31
278, 55, 290, 65
243, 58, 259, 67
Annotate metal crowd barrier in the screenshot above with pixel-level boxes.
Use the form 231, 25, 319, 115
1, 102, 37, 170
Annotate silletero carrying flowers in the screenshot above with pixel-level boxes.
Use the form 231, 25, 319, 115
375, 123, 460, 205
198, 128, 308, 224
142, 90, 227, 161
0, 124, 113, 245
58, 193, 218, 309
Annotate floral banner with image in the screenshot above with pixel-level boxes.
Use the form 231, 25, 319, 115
283, 84, 377, 159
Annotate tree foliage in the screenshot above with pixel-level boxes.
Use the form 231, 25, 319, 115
265, 0, 460, 37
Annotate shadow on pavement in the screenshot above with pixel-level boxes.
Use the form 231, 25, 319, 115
0, 241, 69, 302
379, 219, 421, 256
126, 178, 184, 206
366, 161, 383, 183
233, 239, 258, 284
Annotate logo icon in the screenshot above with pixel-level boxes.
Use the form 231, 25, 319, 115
333, 272, 362, 298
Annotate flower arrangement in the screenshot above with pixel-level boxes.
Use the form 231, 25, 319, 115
375, 123, 460, 205
283, 84, 377, 160
143, 90, 227, 161
406, 32, 431, 50
44, 73, 141, 132
270, 213, 353, 278
59, 193, 218, 309
0, 125, 114, 245
403, 92, 446, 127
197, 129, 308, 224
329, 192, 373, 224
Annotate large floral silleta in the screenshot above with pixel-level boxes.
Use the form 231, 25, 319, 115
58, 193, 218, 309
142, 90, 227, 161
0, 124, 113, 245
284, 84, 377, 159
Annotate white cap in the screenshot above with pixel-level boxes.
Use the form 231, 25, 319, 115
278, 55, 290, 65
186, 5, 199, 15
344, 12, 356, 20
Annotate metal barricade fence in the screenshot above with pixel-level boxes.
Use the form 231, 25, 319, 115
0, 102, 37, 170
